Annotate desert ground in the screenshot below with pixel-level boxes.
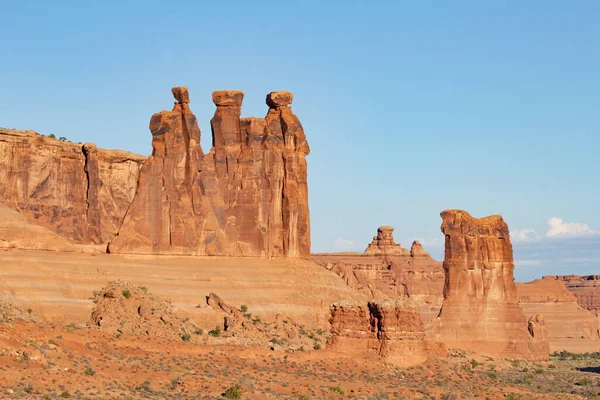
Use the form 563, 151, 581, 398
0, 249, 599, 399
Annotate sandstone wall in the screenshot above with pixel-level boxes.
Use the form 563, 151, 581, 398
517, 277, 600, 350
0, 128, 145, 244
429, 210, 548, 360
108, 88, 310, 257
554, 275, 600, 316
328, 298, 444, 366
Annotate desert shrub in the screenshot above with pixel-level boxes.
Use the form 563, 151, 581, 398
329, 386, 344, 395
122, 289, 131, 299
48, 134, 56, 139
60, 390, 71, 398
194, 328, 203, 335
440, 394, 458, 400
83, 366, 96, 376
470, 359, 481, 368
223, 384, 242, 399
270, 338, 285, 346
59, 136, 67, 141
208, 326, 221, 337
313, 343, 321, 350
240, 305, 248, 312
181, 333, 191, 342
488, 372, 497, 379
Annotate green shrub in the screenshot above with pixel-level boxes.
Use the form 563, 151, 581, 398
208, 326, 221, 337
240, 305, 248, 312
329, 386, 344, 395
470, 359, 481, 368
122, 289, 131, 299
223, 384, 242, 399
181, 333, 191, 342
83, 366, 96, 376
60, 390, 71, 398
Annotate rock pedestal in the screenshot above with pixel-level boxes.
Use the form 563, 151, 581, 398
429, 209, 548, 360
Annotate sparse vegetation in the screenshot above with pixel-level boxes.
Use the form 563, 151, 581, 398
223, 383, 242, 399
240, 304, 248, 312
208, 326, 221, 337
122, 289, 131, 299
329, 386, 344, 395
181, 333, 192, 342
83, 366, 96, 376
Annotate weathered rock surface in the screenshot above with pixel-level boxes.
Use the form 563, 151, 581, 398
410, 240, 430, 257
109, 87, 310, 257
528, 314, 550, 356
429, 210, 548, 360
0, 128, 145, 244
517, 277, 600, 351
364, 226, 410, 256
328, 298, 445, 366
554, 275, 600, 316
88, 281, 199, 341
313, 227, 444, 324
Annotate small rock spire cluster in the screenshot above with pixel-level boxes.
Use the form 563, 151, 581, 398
364, 226, 410, 256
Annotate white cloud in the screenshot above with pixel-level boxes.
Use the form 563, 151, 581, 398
511, 228, 540, 242
546, 217, 597, 238
333, 237, 357, 251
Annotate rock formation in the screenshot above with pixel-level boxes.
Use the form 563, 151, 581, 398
108, 87, 310, 257
313, 227, 444, 324
527, 314, 550, 355
554, 275, 600, 316
328, 297, 443, 366
0, 128, 145, 244
410, 240, 430, 257
364, 226, 410, 256
516, 277, 599, 350
429, 210, 548, 360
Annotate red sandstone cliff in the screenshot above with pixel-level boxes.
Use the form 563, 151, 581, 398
516, 278, 599, 351
553, 275, 600, 316
108, 87, 310, 257
429, 210, 548, 360
0, 128, 145, 244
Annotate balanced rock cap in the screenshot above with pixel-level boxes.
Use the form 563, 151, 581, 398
212, 90, 244, 107
266, 91, 293, 108
172, 87, 190, 104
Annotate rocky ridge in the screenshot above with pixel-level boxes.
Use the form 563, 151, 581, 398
0, 128, 145, 244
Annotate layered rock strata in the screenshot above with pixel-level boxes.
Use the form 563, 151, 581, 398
554, 275, 600, 316
313, 226, 444, 324
517, 277, 600, 350
328, 298, 444, 366
429, 210, 548, 360
108, 87, 310, 257
0, 128, 145, 244
364, 226, 410, 256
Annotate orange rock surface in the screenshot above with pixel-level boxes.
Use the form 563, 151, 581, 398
554, 275, 600, 316
108, 87, 310, 257
517, 277, 599, 352
313, 226, 444, 324
0, 128, 145, 244
429, 210, 548, 360
328, 297, 444, 366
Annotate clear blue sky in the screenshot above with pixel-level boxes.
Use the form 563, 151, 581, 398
2, 1, 599, 281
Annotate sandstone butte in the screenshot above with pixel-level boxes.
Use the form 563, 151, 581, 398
312, 226, 445, 325
107, 87, 311, 257
0, 128, 145, 244
429, 210, 549, 360
516, 277, 600, 352
328, 297, 445, 367
552, 275, 600, 316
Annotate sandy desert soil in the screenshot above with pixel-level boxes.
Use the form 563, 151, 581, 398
2, 315, 599, 400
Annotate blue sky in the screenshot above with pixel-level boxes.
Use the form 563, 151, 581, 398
1, 1, 599, 281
